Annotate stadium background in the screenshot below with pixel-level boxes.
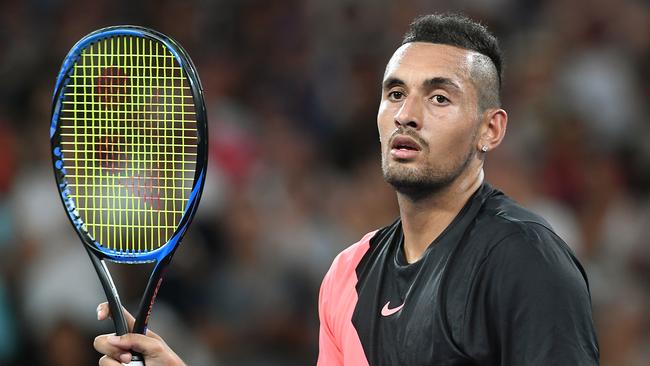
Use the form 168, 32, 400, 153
0, 0, 648, 364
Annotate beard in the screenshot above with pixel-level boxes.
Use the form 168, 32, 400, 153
382, 142, 476, 200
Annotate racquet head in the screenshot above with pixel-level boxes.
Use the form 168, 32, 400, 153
50, 26, 207, 264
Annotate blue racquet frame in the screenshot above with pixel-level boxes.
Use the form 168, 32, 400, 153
50, 25, 207, 365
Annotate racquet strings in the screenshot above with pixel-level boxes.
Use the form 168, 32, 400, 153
58, 35, 198, 254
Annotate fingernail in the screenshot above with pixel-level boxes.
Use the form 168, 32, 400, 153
107, 335, 120, 345
97, 308, 103, 320
119, 353, 132, 363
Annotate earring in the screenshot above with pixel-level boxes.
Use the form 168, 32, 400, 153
481, 145, 488, 152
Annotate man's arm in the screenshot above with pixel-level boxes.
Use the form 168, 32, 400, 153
317, 231, 376, 366
317, 264, 344, 366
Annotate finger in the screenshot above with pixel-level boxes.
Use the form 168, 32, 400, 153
97, 302, 109, 321
97, 302, 135, 328
99, 354, 128, 366
107, 333, 165, 357
94, 334, 135, 363
99, 355, 131, 366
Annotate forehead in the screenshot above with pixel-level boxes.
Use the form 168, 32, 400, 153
383, 42, 476, 85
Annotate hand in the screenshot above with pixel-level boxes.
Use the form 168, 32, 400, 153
94, 302, 186, 366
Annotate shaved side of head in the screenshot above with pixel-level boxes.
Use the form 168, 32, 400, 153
402, 14, 503, 111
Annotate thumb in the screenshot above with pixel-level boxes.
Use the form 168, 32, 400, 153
107, 333, 164, 357
107, 333, 186, 365
97, 302, 164, 341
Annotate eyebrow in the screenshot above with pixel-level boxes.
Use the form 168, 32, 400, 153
423, 77, 461, 92
382, 76, 462, 93
382, 77, 405, 90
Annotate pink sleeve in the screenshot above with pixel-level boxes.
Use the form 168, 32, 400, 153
317, 231, 376, 366
317, 263, 344, 365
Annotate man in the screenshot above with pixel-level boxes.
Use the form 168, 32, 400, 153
317, 14, 599, 366
93, 13, 599, 366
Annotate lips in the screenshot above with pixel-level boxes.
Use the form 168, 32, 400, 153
391, 135, 421, 151
389, 135, 422, 160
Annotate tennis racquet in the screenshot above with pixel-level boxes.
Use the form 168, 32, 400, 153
50, 26, 207, 365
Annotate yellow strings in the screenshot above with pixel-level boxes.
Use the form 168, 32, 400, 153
59, 35, 198, 253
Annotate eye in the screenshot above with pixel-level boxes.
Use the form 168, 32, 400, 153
388, 90, 405, 101
431, 95, 450, 105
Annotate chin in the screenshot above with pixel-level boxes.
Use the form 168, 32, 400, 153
382, 162, 459, 199
382, 158, 427, 181
386, 176, 450, 200
384, 167, 436, 189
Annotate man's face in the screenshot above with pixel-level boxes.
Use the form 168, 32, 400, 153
378, 42, 483, 196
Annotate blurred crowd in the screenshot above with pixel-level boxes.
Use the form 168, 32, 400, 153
0, 0, 649, 365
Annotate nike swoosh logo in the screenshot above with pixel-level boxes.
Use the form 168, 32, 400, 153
381, 301, 405, 317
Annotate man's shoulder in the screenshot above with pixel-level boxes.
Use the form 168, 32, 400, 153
476, 188, 562, 245
459, 187, 590, 297
330, 230, 377, 271
328, 219, 400, 272
464, 186, 583, 269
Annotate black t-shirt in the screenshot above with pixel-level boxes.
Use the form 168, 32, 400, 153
318, 183, 599, 365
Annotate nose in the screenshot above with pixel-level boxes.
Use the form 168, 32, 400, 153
394, 96, 422, 130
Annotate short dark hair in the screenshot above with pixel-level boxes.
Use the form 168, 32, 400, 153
402, 14, 502, 110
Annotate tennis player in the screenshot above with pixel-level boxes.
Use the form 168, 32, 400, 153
317, 14, 600, 366
93, 13, 599, 366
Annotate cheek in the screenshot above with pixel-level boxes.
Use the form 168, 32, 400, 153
377, 101, 394, 145
422, 109, 477, 153
450, 125, 477, 155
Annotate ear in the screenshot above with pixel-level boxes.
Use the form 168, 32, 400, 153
477, 108, 507, 153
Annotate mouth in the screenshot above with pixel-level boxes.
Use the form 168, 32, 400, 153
390, 135, 421, 151
389, 135, 422, 160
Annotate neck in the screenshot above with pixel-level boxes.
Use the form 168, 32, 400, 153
397, 167, 484, 263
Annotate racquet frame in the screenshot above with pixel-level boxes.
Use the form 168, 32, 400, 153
50, 25, 207, 363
